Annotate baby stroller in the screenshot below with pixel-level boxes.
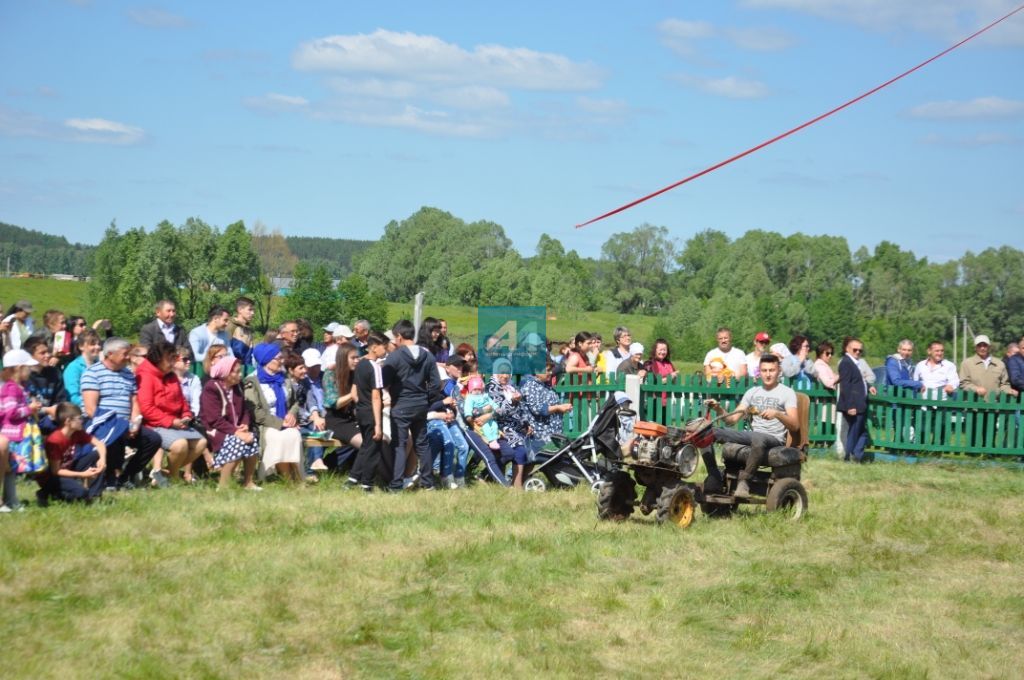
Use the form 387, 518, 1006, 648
523, 395, 626, 493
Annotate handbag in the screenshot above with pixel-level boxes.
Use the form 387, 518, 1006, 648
10, 418, 47, 475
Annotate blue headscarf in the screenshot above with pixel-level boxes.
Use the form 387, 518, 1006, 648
253, 343, 286, 418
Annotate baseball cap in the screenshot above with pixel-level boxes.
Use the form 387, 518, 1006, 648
3, 349, 39, 367
974, 335, 991, 346
629, 342, 644, 355
324, 322, 342, 334
333, 324, 354, 338
755, 331, 771, 343
301, 348, 322, 367
14, 300, 33, 313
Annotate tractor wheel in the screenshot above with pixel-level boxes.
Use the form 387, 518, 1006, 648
656, 484, 695, 528
523, 476, 547, 492
765, 478, 808, 520
597, 472, 636, 521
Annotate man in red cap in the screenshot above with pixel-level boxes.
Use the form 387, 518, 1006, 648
745, 331, 771, 379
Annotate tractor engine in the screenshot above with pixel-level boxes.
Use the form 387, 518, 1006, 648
631, 422, 699, 476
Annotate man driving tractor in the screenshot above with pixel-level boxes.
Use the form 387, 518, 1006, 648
705, 354, 799, 498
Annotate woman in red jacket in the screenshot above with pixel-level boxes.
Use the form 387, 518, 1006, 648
136, 341, 207, 485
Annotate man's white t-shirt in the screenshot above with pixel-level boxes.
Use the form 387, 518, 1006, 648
739, 383, 797, 442
704, 347, 746, 375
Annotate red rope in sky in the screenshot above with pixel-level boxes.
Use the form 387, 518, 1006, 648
575, 4, 1024, 229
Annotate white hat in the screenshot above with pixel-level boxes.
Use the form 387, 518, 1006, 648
324, 322, 342, 334
974, 335, 991, 346
522, 332, 545, 346
629, 342, 644, 355
333, 324, 354, 338
301, 348, 322, 368
384, 330, 396, 342
614, 391, 632, 404
3, 349, 39, 367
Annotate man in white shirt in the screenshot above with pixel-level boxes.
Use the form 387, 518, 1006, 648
602, 326, 633, 377
703, 327, 748, 378
912, 341, 959, 399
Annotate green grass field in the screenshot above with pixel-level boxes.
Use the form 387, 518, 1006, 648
0, 278, 89, 317
2, 458, 1022, 679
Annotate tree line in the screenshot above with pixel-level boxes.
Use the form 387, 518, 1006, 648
358, 207, 1023, 362
0, 221, 93, 276
85, 219, 388, 336
9, 209, 1022, 362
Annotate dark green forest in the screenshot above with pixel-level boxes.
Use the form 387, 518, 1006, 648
284, 236, 373, 278
0, 222, 94, 276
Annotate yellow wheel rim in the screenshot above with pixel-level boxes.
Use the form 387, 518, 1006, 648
669, 490, 694, 528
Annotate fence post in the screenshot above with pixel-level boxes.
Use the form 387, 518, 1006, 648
625, 374, 641, 418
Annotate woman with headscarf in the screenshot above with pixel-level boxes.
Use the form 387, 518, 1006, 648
485, 363, 532, 489
242, 342, 303, 482
200, 355, 261, 491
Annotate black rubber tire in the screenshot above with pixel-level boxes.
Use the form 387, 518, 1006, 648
655, 484, 695, 528
638, 484, 660, 516
597, 472, 636, 521
765, 478, 808, 520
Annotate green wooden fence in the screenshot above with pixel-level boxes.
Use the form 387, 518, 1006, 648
552, 373, 1023, 457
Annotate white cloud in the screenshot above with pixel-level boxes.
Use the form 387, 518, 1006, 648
908, 96, 1024, 119
673, 74, 771, 99
64, 118, 146, 144
293, 29, 603, 91
126, 7, 193, 29
429, 86, 510, 111
243, 93, 310, 113
741, 0, 1024, 46
257, 29, 625, 138
658, 18, 794, 55
0, 107, 145, 145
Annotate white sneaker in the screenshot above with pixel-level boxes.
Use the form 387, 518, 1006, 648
149, 469, 170, 489
0, 504, 12, 513
310, 459, 329, 471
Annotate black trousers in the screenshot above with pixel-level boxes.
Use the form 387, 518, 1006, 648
389, 409, 429, 489
712, 428, 784, 481
353, 416, 390, 487
104, 426, 161, 487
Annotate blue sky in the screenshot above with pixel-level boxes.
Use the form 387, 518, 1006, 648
1, 1, 1022, 262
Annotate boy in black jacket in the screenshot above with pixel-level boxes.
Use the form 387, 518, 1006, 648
382, 320, 440, 491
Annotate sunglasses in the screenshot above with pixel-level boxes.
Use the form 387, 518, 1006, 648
851, 348, 864, 354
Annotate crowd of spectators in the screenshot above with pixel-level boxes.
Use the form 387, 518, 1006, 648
1, 297, 1021, 512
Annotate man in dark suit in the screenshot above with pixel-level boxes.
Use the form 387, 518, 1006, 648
837, 336, 870, 462
138, 299, 188, 350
